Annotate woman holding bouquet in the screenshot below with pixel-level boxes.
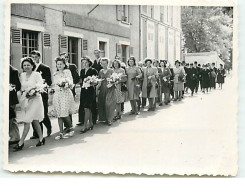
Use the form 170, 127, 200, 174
79, 57, 98, 133
97, 58, 117, 126
14, 57, 45, 151
112, 59, 127, 120
126, 57, 142, 115
53, 57, 76, 139
142, 59, 158, 111
173, 60, 185, 101
160, 60, 172, 105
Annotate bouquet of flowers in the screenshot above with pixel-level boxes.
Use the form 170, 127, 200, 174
22, 83, 47, 99
9, 84, 16, 91
106, 73, 122, 88
82, 75, 101, 89
57, 78, 74, 90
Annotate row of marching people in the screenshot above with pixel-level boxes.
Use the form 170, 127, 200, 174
9, 49, 226, 151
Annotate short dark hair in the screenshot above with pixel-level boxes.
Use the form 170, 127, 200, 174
175, 60, 180, 65
81, 56, 93, 67
144, 58, 153, 64
112, 59, 121, 68
55, 56, 68, 70
21, 57, 36, 71
190, 63, 193, 66
194, 61, 197, 64
30, 50, 41, 57
101, 57, 109, 64
127, 56, 136, 66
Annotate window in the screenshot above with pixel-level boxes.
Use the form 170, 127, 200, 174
68, 37, 78, 65
117, 5, 129, 23
99, 41, 106, 57
121, 45, 127, 63
22, 30, 38, 57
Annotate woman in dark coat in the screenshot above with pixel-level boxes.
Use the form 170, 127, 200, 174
217, 64, 226, 89
201, 65, 210, 93
160, 61, 172, 104
79, 57, 98, 133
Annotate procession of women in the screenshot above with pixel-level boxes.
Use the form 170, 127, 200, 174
9, 49, 227, 151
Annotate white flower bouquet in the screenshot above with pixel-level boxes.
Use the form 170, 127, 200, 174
57, 78, 74, 90
82, 75, 102, 89
22, 83, 47, 99
106, 73, 122, 88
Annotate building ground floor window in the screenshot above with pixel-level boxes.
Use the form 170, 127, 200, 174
22, 29, 39, 57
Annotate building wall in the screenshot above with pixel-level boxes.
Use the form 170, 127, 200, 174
10, 4, 182, 75
140, 5, 182, 65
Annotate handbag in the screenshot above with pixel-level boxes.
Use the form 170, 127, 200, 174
178, 73, 185, 82
121, 83, 128, 92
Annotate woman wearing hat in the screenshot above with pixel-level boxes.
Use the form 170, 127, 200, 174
217, 64, 226, 89
173, 60, 185, 101
142, 58, 158, 111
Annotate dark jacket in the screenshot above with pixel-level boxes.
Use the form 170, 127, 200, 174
68, 63, 80, 85
92, 59, 103, 73
36, 63, 52, 86
9, 65, 21, 106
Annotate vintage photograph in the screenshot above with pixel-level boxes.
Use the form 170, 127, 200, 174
4, 0, 238, 175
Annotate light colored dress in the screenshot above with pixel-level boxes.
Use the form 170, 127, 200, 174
114, 68, 126, 103
53, 69, 76, 118
98, 68, 117, 122
19, 72, 44, 123
126, 66, 142, 100
142, 66, 158, 98
173, 66, 185, 91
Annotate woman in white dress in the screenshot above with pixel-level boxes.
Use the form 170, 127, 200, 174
53, 57, 76, 139
14, 57, 45, 151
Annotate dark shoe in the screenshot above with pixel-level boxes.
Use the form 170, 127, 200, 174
13, 143, 24, 151
147, 108, 152, 111
80, 128, 88, 134
113, 116, 118, 121
9, 140, 20, 145
107, 121, 112, 126
36, 138, 45, 147
159, 103, 163, 106
47, 129, 52, 137
30, 136, 38, 140
76, 122, 84, 126
89, 125, 94, 130
117, 115, 122, 119
135, 112, 140, 115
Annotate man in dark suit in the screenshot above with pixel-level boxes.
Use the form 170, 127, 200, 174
194, 61, 200, 93
90, 49, 103, 124
60, 52, 80, 128
9, 65, 21, 145
30, 50, 52, 139
92, 49, 103, 73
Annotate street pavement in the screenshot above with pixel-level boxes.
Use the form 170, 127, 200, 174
7, 74, 237, 176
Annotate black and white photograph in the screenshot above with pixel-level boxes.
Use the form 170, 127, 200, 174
3, 0, 238, 176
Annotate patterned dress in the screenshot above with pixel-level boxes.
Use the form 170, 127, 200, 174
19, 72, 44, 123
53, 69, 76, 118
114, 68, 126, 103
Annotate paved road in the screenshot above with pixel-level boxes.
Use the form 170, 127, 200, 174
7, 75, 237, 176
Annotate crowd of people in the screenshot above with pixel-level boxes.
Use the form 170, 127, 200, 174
9, 49, 227, 151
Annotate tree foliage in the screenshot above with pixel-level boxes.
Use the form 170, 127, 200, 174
181, 6, 233, 63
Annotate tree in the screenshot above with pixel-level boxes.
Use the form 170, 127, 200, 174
181, 6, 233, 63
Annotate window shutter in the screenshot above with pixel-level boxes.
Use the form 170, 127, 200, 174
59, 35, 68, 55
11, 29, 21, 43
130, 46, 133, 55
116, 5, 122, 20
43, 33, 51, 47
83, 39, 88, 50
117, 44, 121, 54
10, 28, 22, 70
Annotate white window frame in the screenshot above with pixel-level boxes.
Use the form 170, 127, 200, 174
97, 37, 109, 58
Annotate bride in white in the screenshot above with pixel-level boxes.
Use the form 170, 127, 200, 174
14, 57, 46, 151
